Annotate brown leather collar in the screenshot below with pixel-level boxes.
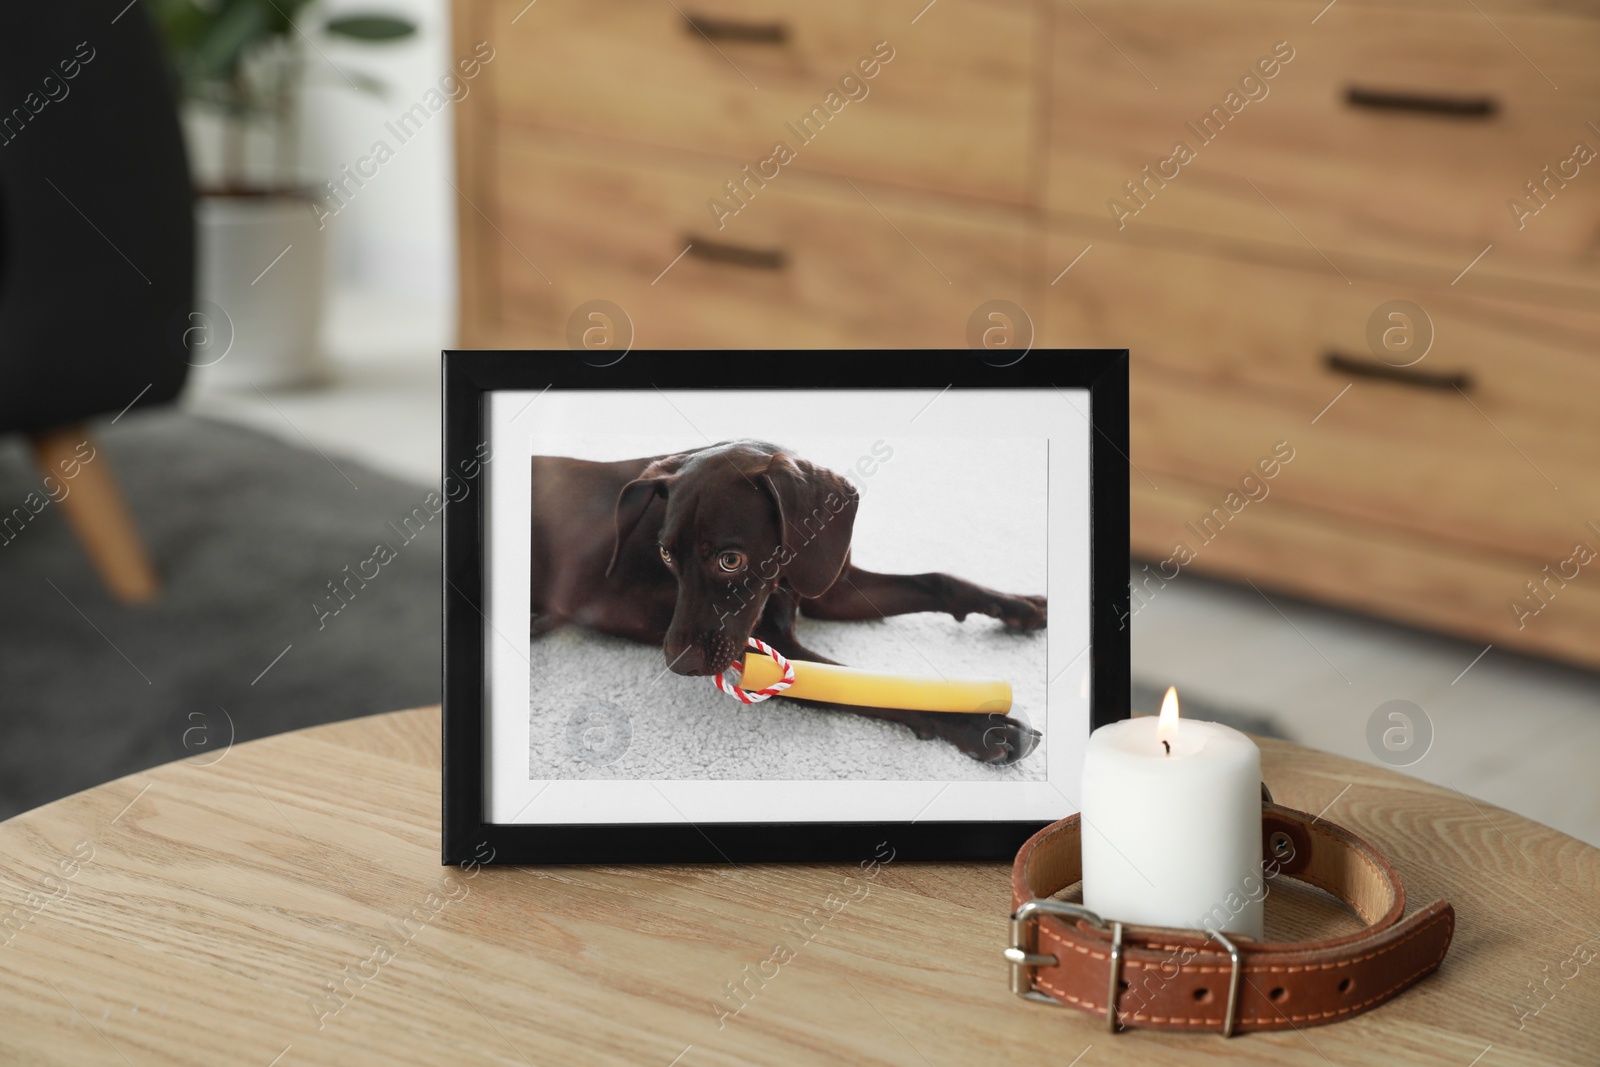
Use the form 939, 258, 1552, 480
1007, 803, 1454, 1035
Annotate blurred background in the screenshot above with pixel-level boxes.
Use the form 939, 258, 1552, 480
3, 0, 1597, 848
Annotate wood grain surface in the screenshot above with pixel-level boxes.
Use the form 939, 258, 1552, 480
1129, 470, 1600, 671
1, 707, 1597, 1065
484, 134, 1031, 351
479, 0, 1035, 206
1046, 0, 1600, 289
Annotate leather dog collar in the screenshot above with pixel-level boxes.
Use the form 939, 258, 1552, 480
1006, 803, 1455, 1035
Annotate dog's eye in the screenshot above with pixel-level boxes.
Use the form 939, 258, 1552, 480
717, 551, 746, 573
658, 545, 674, 565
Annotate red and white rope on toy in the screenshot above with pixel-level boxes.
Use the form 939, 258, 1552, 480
713, 637, 794, 704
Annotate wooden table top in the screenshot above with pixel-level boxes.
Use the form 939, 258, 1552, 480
1, 707, 1596, 1066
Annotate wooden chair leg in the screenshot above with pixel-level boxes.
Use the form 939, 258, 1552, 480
28, 426, 160, 604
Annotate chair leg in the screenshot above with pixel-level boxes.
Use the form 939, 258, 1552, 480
28, 426, 161, 604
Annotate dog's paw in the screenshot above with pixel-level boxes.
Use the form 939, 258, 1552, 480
932, 714, 1041, 764
995, 594, 1047, 631
978, 717, 1042, 764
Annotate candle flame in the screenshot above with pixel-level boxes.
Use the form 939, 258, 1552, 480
1158, 686, 1180, 747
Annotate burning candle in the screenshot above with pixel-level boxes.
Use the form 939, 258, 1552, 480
1080, 688, 1264, 939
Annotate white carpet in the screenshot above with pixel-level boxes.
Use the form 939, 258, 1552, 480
528, 436, 1048, 782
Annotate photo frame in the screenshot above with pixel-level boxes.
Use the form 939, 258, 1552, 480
443, 350, 1129, 865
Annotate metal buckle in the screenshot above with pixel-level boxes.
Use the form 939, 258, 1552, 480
1007, 899, 1247, 1038
1207, 928, 1245, 1039
1105, 920, 1125, 1031
1004, 900, 1109, 1004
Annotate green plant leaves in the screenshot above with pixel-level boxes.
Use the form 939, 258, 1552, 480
184, 2, 271, 83
153, 0, 417, 88
151, 0, 416, 123
325, 14, 418, 41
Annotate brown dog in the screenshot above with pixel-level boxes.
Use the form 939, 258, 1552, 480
530, 440, 1046, 763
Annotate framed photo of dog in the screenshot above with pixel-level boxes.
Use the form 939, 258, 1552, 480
443, 350, 1129, 865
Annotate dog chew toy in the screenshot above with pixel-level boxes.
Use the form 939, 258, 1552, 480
712, 638, 796, 705
713, 638, 1013, 713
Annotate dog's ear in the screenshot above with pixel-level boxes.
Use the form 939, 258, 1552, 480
605, 455, 684, 576
760, 454, 859, 598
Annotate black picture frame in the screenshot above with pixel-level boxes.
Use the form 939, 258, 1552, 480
442, 350, 1129, 865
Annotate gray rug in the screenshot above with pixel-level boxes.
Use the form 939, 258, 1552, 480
529, 614, 1049, 783
0, 412, 441, 820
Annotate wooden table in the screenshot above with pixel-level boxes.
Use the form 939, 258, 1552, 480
1, 708, 1596, 1066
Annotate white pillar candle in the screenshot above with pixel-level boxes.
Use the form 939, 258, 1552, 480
1080, 688, 1264, 940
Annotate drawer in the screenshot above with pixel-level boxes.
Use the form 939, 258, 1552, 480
1040, 233, 1600, 425
1129, 373, 1600, 563
478, 0, 1035, 205
1047, 0, 1600, 286
479, 137, 1032, 349
1039, 233, 1600, 559
1132, 473, 1600, 672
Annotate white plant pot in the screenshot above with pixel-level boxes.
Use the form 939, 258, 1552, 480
193, 193, 328, 390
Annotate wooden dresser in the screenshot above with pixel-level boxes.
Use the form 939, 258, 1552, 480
452, 0, 1600, 667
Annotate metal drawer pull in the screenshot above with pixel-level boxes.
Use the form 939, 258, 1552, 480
683, 237, 788, 271
1344, 86, 1497, 119
683, 15, 788, 44
1324, 351, 1473, 391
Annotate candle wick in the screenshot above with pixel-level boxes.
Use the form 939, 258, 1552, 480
1162, 739, 1170, 756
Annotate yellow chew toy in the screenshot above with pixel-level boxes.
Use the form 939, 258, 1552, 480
738, 653, 1012, 713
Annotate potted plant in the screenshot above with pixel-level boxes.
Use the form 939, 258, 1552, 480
153, 1, 416, 388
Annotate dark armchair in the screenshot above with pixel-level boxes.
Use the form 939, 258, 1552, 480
0, 1, 194, 601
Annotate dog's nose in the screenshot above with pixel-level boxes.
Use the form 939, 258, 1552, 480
666, 630, 742, 677
666, 644, 708, 676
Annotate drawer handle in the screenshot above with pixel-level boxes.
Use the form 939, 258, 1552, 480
1344, 86, 1497, 119
682, 14, 789, 44
1324, 351, 1473, 391
684, 237, 788, 271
